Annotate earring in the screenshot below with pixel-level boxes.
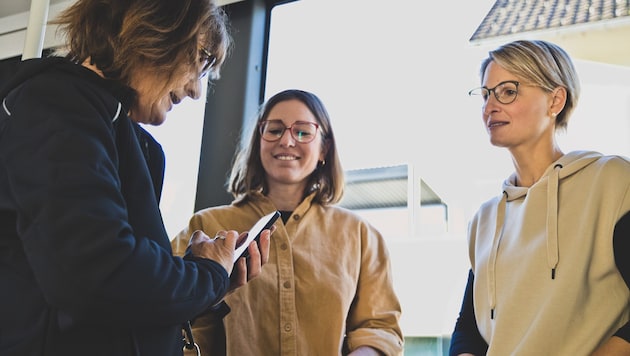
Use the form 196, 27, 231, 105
319, 160, 326, 166
551, 112, 557, 117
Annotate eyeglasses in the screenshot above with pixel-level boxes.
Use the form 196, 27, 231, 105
468, 80, 520, 104
259, 120, 320, 143
198, 45, 217, 78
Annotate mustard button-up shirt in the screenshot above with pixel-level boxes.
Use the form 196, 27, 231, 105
172, 192, 403, 355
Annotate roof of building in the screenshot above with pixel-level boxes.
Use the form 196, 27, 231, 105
338, 164, 445, 210
470, 0, 630, 43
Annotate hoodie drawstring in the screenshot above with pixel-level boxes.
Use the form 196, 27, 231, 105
2, 98, 10, 116
547, 164, 562, 279
112, 102, 122, 122
488, 191, 508, 319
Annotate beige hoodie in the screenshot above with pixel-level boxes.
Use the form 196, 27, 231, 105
469, 151, 630, 355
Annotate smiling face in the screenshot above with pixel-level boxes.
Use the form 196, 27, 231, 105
481, 61, 558, 152
127, 60, 202, 125
259, 99, 326, 193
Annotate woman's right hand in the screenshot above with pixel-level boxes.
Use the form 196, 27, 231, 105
188, 229, 240, 275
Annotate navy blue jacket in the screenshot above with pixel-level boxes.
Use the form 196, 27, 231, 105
0, 57, 229, 356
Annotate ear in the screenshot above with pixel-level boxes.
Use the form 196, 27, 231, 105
319, 138, 330, 162
550, 86, 567, 117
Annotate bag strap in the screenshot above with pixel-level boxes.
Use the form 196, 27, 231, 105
182, 321, 200, 356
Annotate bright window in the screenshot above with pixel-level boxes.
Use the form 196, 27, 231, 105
264, 0, 630, 340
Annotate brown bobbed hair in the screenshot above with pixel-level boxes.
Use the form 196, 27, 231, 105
228, 89, 345, 206
52, 0, 232, 86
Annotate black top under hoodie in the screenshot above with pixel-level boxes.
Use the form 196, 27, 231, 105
0, 57, 228, 356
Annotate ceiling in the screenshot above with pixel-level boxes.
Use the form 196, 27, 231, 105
0, 0, 68, 19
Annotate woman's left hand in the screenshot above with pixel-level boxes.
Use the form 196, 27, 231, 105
227, 226, 273, 293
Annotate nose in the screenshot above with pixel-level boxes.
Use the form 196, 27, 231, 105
278, 128, 296, 147
184, 77, 202, 100
482, 95, 501, 117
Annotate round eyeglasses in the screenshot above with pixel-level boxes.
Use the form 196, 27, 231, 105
468, 80, 520, 104
259, 120, 320, 143
198, 45, 217, 79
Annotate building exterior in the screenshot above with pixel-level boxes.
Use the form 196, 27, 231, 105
470, 0, 630, 67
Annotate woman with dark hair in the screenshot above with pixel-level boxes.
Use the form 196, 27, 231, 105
0, 1, 270, 355
172, 89, 404, 356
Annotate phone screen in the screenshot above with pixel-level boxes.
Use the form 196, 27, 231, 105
233, 211, 280, 263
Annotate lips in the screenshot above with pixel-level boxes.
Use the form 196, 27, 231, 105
274, 153, 299, 161
487, 120, 508, 128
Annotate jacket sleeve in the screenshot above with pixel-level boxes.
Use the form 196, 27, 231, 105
613, 210, 630, 341
344, 223, 404, 356
2, 77, 229, 327
449, 269, 488, 356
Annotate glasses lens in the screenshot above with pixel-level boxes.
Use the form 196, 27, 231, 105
260, 120, 319, 143
199, 47, 216, 78
291, 122, 318, 143
468, 81, 519, 104
496, 82, 518, 104
260, 120, 285, 141
469, 87, 489, 101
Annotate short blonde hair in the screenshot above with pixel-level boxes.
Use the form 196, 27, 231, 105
480, 40, 580, 130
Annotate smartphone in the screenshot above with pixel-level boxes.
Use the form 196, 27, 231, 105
233, 210, 280, 263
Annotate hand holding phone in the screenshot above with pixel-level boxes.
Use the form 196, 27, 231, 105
233, 211, 280, 263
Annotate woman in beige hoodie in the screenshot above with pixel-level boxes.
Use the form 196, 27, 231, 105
449, 39, 630, 356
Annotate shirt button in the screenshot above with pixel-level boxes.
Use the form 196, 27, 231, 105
280, 243, 288, 250
292, 214, 300, 220
284, 323, 292, 332
283, 281, 291, 289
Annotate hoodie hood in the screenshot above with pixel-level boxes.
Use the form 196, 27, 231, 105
486, 150, 603, 318
502, 150, 603, 201
1, 57, 135, 115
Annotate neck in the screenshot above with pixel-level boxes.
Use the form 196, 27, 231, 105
81, 58, 105, 78
266, 183, 307, 211
511, 146, 564, 187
